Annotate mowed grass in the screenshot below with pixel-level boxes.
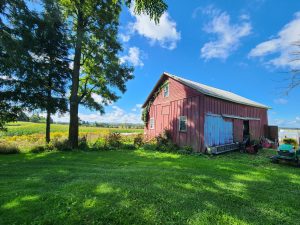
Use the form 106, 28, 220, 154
1, 149, 300, 225
0, 122, 143, 137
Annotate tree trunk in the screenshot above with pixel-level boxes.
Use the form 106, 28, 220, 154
68, 7, 84, 149
46, 108, 51, 143
46, 70, 52, 143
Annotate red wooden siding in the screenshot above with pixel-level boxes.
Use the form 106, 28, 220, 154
144, 76, 268, 152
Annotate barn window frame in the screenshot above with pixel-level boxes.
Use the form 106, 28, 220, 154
179, 116, 187, 132
163, 83, 169, 97
149, 117, 155, 129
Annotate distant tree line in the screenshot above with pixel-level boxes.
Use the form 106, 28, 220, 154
92, 122, 143, 129
16, 112, 53, 124
17, 111, 143, 128
0, 0, 167, 147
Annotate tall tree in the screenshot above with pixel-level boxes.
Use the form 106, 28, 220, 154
30, 0, 70, 143
288, 41, 300, 91
0, 0, 32, 129
0, 0, 70, 141
59, 0, 167, 148
124, 0, 167, 23
0, 102, 21, 131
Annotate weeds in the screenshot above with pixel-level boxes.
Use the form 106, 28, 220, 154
0, 143, 20, 154
0, 122, 142, 137
155, 130, 179, 152
104, 132, 122, 148
134, 134, 144, 148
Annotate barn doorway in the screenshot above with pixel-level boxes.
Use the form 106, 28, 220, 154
243, 120, 250, 139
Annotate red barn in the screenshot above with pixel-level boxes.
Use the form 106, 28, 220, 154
143, 72, 269, 153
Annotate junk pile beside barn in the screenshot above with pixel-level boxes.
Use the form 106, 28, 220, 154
143, 72, 277, 154
279, 128, 300, 144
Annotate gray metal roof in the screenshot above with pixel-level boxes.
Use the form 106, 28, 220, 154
143, 72, 269, 109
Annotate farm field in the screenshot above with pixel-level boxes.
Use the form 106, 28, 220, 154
0, 122, 143, 137
0, 149, 300, 225
0, 122, 143, 151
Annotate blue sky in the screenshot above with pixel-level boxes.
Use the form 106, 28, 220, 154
53, 0, 300, 127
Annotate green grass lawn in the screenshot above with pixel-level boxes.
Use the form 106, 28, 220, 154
1, 149, 300, 225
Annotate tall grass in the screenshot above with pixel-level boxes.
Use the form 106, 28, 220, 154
0, 143, 20, 154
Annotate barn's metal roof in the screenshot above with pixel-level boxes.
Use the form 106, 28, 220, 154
143, 72, 270, 109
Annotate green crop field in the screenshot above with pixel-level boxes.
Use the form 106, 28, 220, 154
0, 122, 143, 137
0, 149, 300, 224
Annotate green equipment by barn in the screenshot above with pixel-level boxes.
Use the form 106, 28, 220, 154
271, 143, 300, 167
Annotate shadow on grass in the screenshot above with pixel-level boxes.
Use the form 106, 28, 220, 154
0, 149, 299, 224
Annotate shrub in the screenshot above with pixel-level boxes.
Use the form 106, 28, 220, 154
178, 146, 194, 155
93, 138, 107, 151
46, 142, 55, 151
134, 134, 144, 148
155, 130, 178, 152
156, 130, 170, 148
283, 138, 298, 148
105, 132, 121, 148
30, 145, 46, 153
183, 145, 193, 153
121, 134, 136, 143
143, 143, 156, 151
143, 139, 157, 151
0, 144, 20, 154
164, 141, 178, 152
78, 136, 89, 150
52, 139, 72, 151
30, 143, 56, 153
122, 143, 136, 150
93, 133, 122, 150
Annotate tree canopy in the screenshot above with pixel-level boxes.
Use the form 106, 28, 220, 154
59, 0, 168, 148
0, 0, 34, 129
0, 0, 168, 144
30, 0, 70, 142
0, 0, 70, 138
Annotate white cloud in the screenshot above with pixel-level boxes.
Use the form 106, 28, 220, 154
273, 98, 288, 104
119, 33, 131, 42
200, 6, 252, 60
271, 116, 300, 128
49, 113, 70, 123
0, 75, 9, 80
249, 12, 300, 69
50, 105, 142, 124
120, 47, 144, 67
91, 93, 113, 105
129, 8, 181, 50
131, 104, 143, 112
91, 93, 103, 104
240, 14, 250, 21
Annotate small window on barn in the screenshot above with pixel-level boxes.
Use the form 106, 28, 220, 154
179, 116, 187, 132
150, 118, 155, 129
163, 83, 169, 97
